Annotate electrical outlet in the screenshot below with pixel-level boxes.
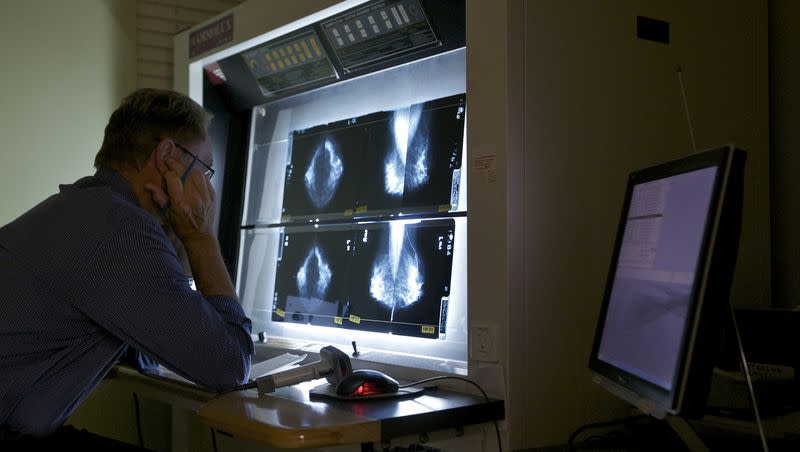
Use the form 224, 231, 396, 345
469, 323, 498, 362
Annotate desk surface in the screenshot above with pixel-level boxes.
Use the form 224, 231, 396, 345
110, 365, 504, 449
197, 381, 504, 449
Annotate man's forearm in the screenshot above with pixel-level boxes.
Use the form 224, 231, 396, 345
182, 234, 236, 298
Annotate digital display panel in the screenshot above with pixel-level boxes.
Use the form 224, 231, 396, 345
597, 167, 718, 390
242, 29, 338, 97
272, 219, 455, 339
282, 93, 466, 220
321, 0, 441, 72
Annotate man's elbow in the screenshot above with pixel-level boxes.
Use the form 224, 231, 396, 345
209, 351, 251, 391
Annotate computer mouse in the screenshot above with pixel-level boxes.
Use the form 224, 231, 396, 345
335, 369, 400, 397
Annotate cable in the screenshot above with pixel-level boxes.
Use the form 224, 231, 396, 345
675, 65, 698, 154
729, 302, 770, 452
400, 376, 502, 452
132, 392, 144, 449
566, 414, 649, 451
220, 381, 257, 394
211, 427, 218, 452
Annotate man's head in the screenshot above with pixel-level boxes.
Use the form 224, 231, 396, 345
96, 89, 216, 222
95, 88, 212, 171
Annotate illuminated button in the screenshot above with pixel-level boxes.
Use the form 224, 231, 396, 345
372, 24, 380, 33
344, 24, 351, 33
337, 37, 344, 46
310, 38, 321, 56
301, 41, 312, 58
398, 5, 410, 23
380, 11, 388, 20
332, 28, 340, 37
286, 45, 293, 54
291, 55, 298, 64
360, 29, 368, 38
390, 7, 402, 25
356, 20, 363, 28
279, 48, 286, 57
368, 15, 375, 24
385, 20, 393, 29
348, 33, 355, 42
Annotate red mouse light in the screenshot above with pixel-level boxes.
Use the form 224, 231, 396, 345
335, 369, 400, 397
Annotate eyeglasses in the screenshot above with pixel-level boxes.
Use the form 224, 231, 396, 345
173, 142, 215, 180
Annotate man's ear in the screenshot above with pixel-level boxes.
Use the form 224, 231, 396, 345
153, 138, 173, 175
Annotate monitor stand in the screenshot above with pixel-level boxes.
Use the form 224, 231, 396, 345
664, 415, 709, 452
661, 299, 769, 452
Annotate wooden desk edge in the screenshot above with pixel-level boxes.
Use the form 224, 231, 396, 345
107, 365, 217, 404
108, 367, 381, 448
201, 409, 381, 449
197, 391, 381, 448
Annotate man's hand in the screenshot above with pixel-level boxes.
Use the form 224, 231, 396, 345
145, 158, 215, 242
144, 156, 236, 298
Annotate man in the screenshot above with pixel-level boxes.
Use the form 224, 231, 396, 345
0, 89, 253, 445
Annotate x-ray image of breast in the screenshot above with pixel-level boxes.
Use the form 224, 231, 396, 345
384, 104, 428, 196
369, 223, 425, 315
282, 122, 364, 219
355, 94, 466, 215
304, 137, 344, 208
345, 219, 456, 338
399, 96, 465, 210
296, 244, 333, 299
272, 228, 352, 327
283, 94, 465, 219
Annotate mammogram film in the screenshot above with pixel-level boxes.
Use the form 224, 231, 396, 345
272, 228, 352, 326
282, 94, 465, 219
345, 219, 455, 337
272, 219, 455, 338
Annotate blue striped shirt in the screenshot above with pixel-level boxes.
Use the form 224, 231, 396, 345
0, 169, 253, 436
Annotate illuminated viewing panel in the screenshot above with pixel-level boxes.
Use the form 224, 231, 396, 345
236, 47, 468, 366
282, 94, 466, 220
272, 219, 454, 339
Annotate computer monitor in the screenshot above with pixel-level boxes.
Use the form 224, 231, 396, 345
589, 146, 746, 420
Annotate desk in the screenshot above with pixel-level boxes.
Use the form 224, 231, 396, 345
198, 381, 504, 450
105, 366, 504, 451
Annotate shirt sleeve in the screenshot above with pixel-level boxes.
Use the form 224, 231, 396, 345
75, 213, 253, 392
120, 345, 160, 373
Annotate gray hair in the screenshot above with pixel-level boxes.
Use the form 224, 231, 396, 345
94, 88, 212, 170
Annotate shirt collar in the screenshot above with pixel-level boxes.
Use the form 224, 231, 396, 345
63, 169, 141, 208
93, 169, 140, 207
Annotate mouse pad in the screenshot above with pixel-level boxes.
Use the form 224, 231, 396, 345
309, 383, 424, 401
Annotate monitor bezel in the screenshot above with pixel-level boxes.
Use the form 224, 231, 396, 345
588, 145, 743, 418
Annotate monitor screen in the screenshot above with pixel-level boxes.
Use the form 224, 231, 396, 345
589, 146, 745, 419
